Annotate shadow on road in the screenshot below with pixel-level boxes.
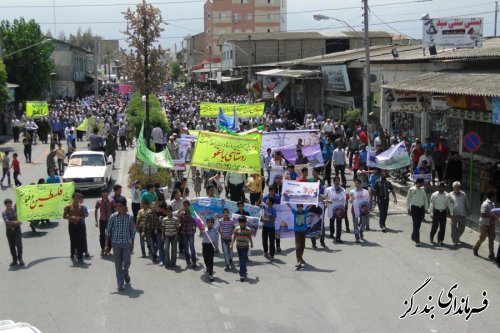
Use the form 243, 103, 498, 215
199, 274, 230, 285
69, 261, 92, 268
385, 228, 403, 234
25, 256, 68, 269
36, 222, 60, 229
22, 231, 48, 238
298, 264, 335, 273
111, 285, 144, 298
359, 240, 381, 247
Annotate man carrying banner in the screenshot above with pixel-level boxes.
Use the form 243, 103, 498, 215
63, 193, 86, 263
350, 179, 371, 243
372, 170, 398, 232
2, 198, 24, 267
324, 176, 347, 243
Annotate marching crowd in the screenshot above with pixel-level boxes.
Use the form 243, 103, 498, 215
2, 85, 500, 292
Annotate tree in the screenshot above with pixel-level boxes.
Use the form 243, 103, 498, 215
170, 61, 181, 81
0, 62, 9, 109
122, 0, 167, 94
344, 107, 362, 127
0, 18, 54, 103
126, 91, 170, 140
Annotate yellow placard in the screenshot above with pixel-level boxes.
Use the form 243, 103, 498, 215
15, 183, 75, 221
199, 102, 265, 118
26, 101, 49, 118
191, 131, 261, 174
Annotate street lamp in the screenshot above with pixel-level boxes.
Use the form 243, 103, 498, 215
1, 37, 51, 60
223, 41, 252, 99
313, 13, 370, 127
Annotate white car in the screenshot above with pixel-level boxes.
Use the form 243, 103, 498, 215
0, 320, 41, 332
63, 151, 113, 191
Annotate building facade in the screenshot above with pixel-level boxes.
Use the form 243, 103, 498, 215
204, 0, 287, 56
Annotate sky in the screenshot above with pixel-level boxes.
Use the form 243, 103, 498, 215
0, 0, 497, 52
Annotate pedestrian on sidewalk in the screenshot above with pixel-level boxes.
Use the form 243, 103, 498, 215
473, 190, 497, 259
63, 192, 86, 263
406, 178, 428, 247
200, 217, 219, 281
429, 182, 453, 245
1, 151, 11, 187
232, 215, 253, 282
372, 170, 397, 232
10, 153, 22, 187
95, 188, 117, 257
105, 197, 136, 292
2, 198, 24, 267
448, 181, 469, 246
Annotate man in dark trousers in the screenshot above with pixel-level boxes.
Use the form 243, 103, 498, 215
372, 170, 398, 232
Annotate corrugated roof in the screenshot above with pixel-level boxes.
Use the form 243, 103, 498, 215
255, 68, 321, 78
370, 37, 500, 62
382, 71, 500, 97
219, 30, 392, 43
251, 44, 421, 68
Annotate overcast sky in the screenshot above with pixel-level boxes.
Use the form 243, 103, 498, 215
0, 0, 496, 51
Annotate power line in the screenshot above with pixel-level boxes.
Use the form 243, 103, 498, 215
368, 7, 417, 39
0, 0, 204, 8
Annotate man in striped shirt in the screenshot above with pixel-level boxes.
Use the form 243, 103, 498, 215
159, 202, 180, 268
231, 216, 253, 282
105, 197, 136, 292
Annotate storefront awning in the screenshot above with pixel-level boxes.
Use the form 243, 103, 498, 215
208, 76, 243, 83
382, 71, 500, 97
326, 96, 355, 108
255, 68, 321, 79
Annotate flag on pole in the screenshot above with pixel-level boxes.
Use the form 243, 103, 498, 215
217, 107, 239, 131
367, 141, 410, 170
135, 122, 174, 168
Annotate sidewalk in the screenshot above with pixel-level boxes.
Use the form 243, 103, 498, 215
391, 179, 500, 239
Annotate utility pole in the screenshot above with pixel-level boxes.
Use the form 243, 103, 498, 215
143, 16, 151, 149
0, 29, 3, 61
362, 0, 371, 128
94, 38, 99, 98
495, 1, 499, 37
247, 35, 252, 100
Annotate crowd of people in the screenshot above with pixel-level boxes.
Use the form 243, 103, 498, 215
2, 85, 500, 292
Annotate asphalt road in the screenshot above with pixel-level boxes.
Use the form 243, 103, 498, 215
0, 138, 499, 333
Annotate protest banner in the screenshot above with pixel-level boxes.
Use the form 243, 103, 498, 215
281, 180, 320, 205
191, 197, 261, 223
274, 143, 324, 167
261, 130, 321, 153
25, 101, 49, 118
191, 131, 261, 174
136, 123, 174, 168
199, 102, 265, 118
350, 189, 371, 218
367, 141, 410, 170
16, 183, 75, 221
410, 173, 433, 182
118, 84, 133, 95
233, 214, 260, 237
274, 203, 325, 238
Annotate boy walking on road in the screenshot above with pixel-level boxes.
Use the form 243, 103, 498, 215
232, 216, 253, 282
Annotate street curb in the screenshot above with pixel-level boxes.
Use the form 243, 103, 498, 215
392, 181, 500, 240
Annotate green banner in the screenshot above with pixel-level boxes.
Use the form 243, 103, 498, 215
16, 183, 75, 221
135, 123, 174, 168
191, 131, 262, 174
26, 101, 49, 118
199, 102, 265, 118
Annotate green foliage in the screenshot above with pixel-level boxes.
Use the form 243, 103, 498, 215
126, 91, 170, 138
344, 108, 362, 126
170, 61, 181, 81
0, 62, 9, 109
0, 18, 54, 103
127, 162, 172, 188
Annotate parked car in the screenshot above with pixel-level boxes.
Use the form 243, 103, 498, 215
63, 151, 113, 192
0, 320, 42, 332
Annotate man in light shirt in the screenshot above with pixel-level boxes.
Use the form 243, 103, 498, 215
151, 125, 164, 152
429, 182, 452, 245
406, 178, 428, 247
448, 181, 469, 246
333, 145, 347, 188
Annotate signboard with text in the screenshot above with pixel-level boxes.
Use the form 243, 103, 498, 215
422, 17, 483, 48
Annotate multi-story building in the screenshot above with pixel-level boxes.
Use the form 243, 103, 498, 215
204, 0, 287, 56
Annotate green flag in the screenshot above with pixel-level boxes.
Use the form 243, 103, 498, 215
135, 123, 174, 168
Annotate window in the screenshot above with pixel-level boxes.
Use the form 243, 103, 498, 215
219, 13, 224, 20
267, 29, 272, 32
207, 12, 211, 18
245, 13, 252, 20
234, 13, 240, 21
267, 13, 274, 20
234, 29, 241, 33
230, 50, 233, 59
207, 28, 211, 34
245, 29, 253, 33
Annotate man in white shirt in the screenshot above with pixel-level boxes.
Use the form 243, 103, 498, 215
226, 172, 246, 202
25, 119, 39, 144
350, 178, 371, 243
12, 118, 22, 142
324, 176, 346, 243
333, 146, 347, 187
151, 125, 164, 152
322, 119, 334, 134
